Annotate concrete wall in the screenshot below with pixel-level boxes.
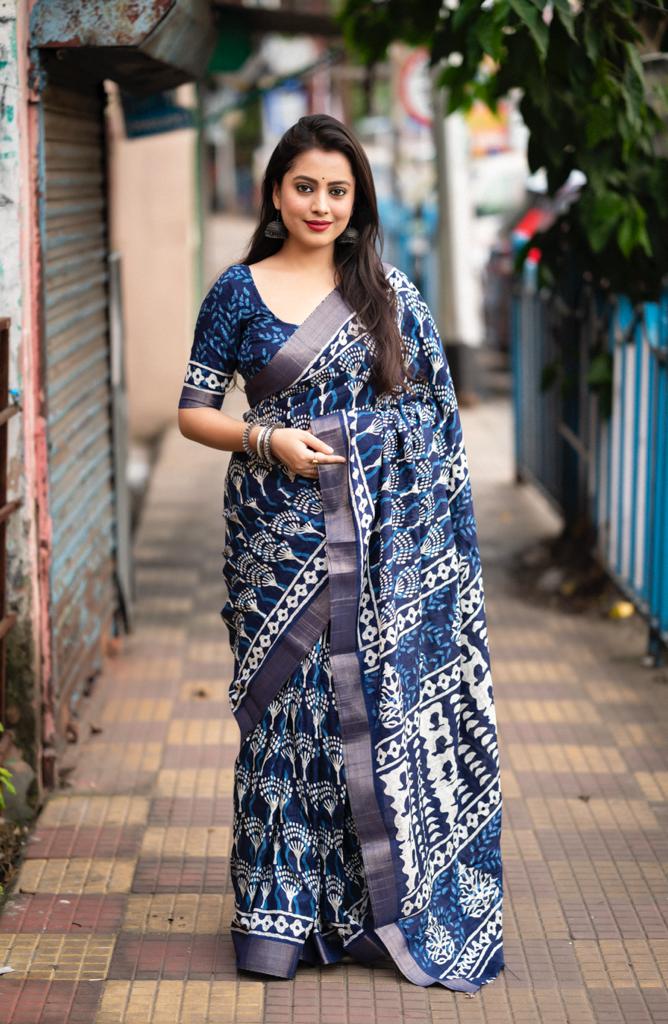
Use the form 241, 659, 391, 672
106, 84, 198, 443
0, 0, 44, 805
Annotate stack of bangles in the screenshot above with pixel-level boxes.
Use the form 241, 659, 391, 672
242, 421, 281, 465
241, 421, 321, 475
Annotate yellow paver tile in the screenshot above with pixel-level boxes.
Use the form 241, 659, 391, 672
137, 596, 193, 615
122, 893, 235, 933
634, 771, 665, 801
502, 829, 543, 860
95, 981, 263, 1023
155, 768, 234, 798
17, 858, 135, 894
496, 768, 519, 801
506, 744, 628, 774
0, 933, 115, 980
167, 718, 238, 745
140, 827, 230, 858
186, 642, 231, 664
40, 795, 149, 828
78, 742, 163, 773
608, 721, 666, 749
102, 698, 173, 724
583, 681, 644, 704
112, 658, 183, 682
502, 700, 600, 723
492, 660, 579, 684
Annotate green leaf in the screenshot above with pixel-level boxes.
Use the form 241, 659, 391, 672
475, 15, 506, 60
553, 0, 576, 41
508, 0, 549, 58
586, 352, 613, 388
585, 190, 626, 252
586, 105, 616, 147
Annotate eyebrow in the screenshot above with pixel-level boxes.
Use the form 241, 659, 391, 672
291, 174, 352, 186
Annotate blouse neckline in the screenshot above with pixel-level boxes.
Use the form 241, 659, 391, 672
240, 262, 337, 330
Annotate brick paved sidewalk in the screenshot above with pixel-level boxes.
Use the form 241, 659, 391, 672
1, 392, 667, 1024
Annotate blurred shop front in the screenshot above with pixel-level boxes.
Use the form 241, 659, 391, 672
3, 0, 218, 800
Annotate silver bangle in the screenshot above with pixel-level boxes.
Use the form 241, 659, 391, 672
263, 424, 278, 464
256, 425, 268, 460
242, 422, 255, 457
242, 419, 282, 465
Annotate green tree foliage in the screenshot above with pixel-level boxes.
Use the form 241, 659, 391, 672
338, 0, 668, 301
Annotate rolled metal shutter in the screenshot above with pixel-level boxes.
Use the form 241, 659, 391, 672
42, 83, 116, 727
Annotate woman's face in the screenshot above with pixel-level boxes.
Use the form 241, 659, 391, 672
272, 147, 356, 250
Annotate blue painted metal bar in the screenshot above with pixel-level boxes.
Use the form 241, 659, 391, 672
511, 263, 668, 656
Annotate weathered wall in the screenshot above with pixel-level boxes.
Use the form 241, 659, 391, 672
107, 83, 198, 442
0, 0, 43, 807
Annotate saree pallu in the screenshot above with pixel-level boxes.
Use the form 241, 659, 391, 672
222, 263, 505, 992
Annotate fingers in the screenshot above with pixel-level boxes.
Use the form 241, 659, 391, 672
301, 431, 334, 454
301, 432, 346, 461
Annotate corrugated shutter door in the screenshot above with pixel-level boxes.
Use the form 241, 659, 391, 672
42, 83, 116, 724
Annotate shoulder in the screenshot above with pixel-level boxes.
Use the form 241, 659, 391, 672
198, 263, 254, 322
205, 262, 252, 299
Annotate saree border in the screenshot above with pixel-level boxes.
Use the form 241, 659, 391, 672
234, 581, 330, 742
244, 260, 395, 408
309, 409, 401, 929
232, 276, 374, 739
245, 289, 355, 407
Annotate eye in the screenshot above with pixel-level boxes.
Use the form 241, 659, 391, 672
331, 188, 347, 197
296, 183, 312, 193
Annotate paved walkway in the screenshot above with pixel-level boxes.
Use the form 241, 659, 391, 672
1, 387, 668, 1024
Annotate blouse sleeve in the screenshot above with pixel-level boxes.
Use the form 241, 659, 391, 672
178, 270, 241, 410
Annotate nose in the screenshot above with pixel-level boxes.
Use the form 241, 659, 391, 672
311, 190, 330, 215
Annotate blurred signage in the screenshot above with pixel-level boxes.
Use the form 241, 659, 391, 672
121, 91, 193, 139
466, 100, 511, 157
261, 81, 308, 144
398, 49, 432, 127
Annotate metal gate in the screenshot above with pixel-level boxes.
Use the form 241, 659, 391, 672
512, 266, 668, 658
41, 83, 117, 732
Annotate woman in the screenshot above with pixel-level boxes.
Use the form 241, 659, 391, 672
178, 114, 504, 993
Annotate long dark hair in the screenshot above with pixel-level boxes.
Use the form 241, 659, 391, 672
240, 114, 409, 398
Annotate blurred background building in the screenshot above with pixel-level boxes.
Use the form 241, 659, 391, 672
3, 0, 664, 817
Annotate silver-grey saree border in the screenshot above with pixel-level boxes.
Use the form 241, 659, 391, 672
244, 261, 394, 408
308, 410, 401, 930
245, 287, 355, 408
233, 284, 359, 742
234, 581, 330, 742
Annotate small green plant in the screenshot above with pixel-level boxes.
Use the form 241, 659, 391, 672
0, 724, 14, 813
0, 723, 15, 896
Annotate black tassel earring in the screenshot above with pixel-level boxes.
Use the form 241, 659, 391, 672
336, 223, 360, 245
264, 209, 288, 240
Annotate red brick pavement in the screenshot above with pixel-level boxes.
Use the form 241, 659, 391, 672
1, 395, 667, 1022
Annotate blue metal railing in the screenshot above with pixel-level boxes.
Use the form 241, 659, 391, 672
511, 260, 668, 657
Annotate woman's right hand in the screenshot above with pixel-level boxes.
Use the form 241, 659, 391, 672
259, 426, 347, 479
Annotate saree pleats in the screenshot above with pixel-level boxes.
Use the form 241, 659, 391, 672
231, 622, 388, 976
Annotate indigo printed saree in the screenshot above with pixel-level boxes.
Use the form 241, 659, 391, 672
178, 261, 505, 992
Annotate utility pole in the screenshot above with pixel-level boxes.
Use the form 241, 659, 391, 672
431, 70, 481, 404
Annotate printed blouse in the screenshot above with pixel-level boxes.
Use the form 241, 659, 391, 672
178, 260, 443, 412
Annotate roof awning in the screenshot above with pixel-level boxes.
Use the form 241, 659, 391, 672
30, 0, 218, 95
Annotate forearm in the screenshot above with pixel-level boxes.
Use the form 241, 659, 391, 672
177, 407, 262, 453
